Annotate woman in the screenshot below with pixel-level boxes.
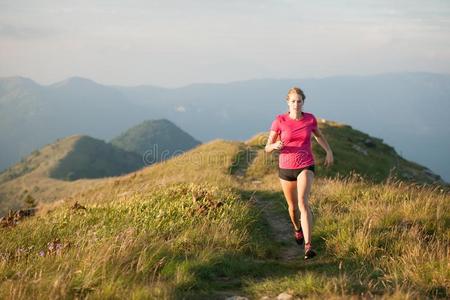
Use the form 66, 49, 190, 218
265, 86, 334, 260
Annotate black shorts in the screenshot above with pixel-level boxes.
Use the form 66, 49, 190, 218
278, 165, 315, 181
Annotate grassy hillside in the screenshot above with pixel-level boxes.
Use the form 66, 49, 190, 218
0, 118, 203, 217
0, 135, 143, 216
1, 115, 444, 218
245, 118, 444, 185
49, 135, 143, 181
0, 133, 449, 299
242, 176, 449, 299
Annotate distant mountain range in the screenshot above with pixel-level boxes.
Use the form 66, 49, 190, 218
0, 72, 449, 182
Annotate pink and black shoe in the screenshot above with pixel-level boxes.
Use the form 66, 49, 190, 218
294, 228, 304, 246
304, 242, 317, 260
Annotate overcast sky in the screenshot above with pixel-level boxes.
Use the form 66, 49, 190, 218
1, 0, 449, 87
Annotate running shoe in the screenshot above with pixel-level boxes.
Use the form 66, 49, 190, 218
304, 248, 317, 260
294, 228, 304, 245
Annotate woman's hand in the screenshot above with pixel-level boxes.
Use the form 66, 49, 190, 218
324, 151, 334, 167
272, 140, 284, 151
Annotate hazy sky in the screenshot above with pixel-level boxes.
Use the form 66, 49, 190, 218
1, 0, 449, 87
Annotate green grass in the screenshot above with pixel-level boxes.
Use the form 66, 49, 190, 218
241, 175, 450, 299
1, 174, 449, 299
49, 135, 143, 181
1, 130, 449, 299
0, 183, 280, 299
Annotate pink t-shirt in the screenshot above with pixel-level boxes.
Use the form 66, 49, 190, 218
270, 112, 318, 169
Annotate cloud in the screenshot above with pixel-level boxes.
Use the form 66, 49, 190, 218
0, 0, 449, 86
175, 105, 186, 112
0, 23, 56, 39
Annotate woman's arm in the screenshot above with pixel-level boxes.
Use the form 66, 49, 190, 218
312, 127, 331, 153
312, 127, 334, 167
265, 130, 283, 153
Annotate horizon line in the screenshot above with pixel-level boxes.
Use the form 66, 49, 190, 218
1, 70, 450, 90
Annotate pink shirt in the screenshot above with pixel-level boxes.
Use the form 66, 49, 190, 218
270, 112, 318, 169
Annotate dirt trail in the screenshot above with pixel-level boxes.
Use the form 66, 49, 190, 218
233, 144, 303, 261
211, 145, 307, 298
252, 193, 302, 261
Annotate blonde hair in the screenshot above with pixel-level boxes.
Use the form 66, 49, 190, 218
285, 86, 306, 101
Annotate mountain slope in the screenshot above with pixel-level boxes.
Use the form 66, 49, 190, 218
0, 135, 143, 216
110, 119, 201, 163
245, 118, 444, 185
0, 76, 156, 174
49, 135, 143, 181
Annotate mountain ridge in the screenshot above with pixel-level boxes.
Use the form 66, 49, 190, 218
0, 72, 449, 182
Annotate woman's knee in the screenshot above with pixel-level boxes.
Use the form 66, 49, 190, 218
287, 204, 296, 214
298, 198, 310, 212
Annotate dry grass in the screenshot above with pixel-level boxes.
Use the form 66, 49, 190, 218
241, 174, 449, 299
1, 137, 449, 299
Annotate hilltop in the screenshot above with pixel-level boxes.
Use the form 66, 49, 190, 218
110, 118, 201, 163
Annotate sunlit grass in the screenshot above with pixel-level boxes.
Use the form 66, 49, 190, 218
0, 183, 277, 299
1, 136, 449, 299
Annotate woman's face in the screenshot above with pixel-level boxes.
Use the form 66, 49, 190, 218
287, 94, 304, 113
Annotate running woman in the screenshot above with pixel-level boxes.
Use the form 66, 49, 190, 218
265, 86, 334, 260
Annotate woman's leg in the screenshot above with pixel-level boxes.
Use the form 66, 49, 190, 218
297, 169, 314, 245
279, 179, 300, 231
